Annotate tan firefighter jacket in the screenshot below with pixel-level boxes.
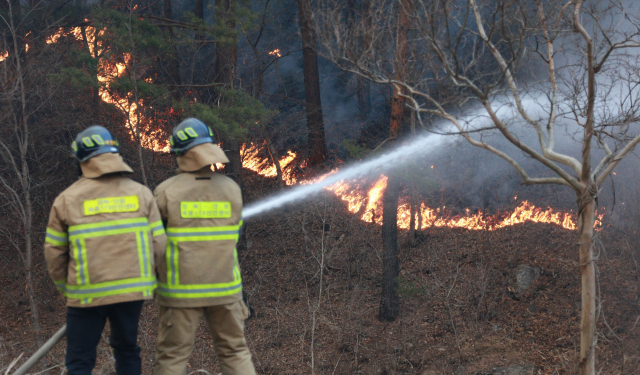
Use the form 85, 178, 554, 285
44, 153, 167, 307
154, 144, 243, 308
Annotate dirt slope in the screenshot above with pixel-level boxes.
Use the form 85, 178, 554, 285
1, 190, 639, 374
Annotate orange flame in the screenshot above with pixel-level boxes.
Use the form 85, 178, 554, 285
47, 25, 170, 152
0, 51, 8, 62
269, 48, 282, 58
241, 148, 603, 231
241, 142, 299, 184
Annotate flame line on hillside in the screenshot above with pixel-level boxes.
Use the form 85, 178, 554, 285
242, 132, 451, 219
241, 143, 602, 231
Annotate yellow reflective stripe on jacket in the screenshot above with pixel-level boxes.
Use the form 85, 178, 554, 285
72, 239, 90, 285
63, 277, 156, 300
136, 231, 151, 278
150, 220, 165, 237
167, 241, 180, 285
45, 228, 68, 246
157, 279, 242, 298
69, 217, 149, 239
165, 223, 242, 242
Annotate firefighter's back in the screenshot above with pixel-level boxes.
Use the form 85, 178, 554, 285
154, 169, 243, 308
52, 174, 159, 306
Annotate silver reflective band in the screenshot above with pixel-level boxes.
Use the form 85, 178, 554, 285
75, 239, 87, 285
170, 242, 176, 285
140, 232, 149, 277
46, 233, 67, 242
65, 281, 157, 295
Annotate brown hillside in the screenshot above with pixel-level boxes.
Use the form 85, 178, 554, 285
1, 190, 639, 375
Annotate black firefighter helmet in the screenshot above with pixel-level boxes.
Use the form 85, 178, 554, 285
170, 118, 215, 156
72, 125, 120, 162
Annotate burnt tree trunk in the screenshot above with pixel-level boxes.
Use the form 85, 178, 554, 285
379, 175, 401, 322
214, 0, 242, 189
298, 0, 327, 168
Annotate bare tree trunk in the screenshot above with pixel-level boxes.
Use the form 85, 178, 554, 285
298, 0, 327, 168
389, 0, 411, 138
379, 174, 400, 322
24, 192, 43, 347
6, 2, 43, 345
379, 0, 412, 322
347, 0, 371, 122
358, 0, 372, 122
214, 0, 242, 189
265, 137, 284, 189
409, 181, 418, 247
408, 110, 418, 246
578, 192, 596, 374
357, 76, 371, 122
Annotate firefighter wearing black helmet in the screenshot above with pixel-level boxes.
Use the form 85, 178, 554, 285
153, 118, 256, 375
44, 125, 166, 375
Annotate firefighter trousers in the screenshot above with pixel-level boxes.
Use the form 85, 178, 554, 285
153, 301, 256, 375
66, 300, 143, 375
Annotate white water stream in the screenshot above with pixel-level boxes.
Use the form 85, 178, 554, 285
242, 131, 452, 219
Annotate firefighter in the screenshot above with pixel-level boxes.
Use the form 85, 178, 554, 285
153, 118, 256, 375
44, 125, 166, 375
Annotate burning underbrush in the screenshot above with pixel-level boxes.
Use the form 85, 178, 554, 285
240, 142, 604, 232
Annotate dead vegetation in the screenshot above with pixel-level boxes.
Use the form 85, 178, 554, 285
2, 172, 640, 374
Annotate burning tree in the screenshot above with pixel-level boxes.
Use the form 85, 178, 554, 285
316, 0, 640, 373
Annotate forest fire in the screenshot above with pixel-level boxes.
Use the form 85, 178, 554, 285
40, 27, 602, 232
240, 143, 603, 231
47, 26, 171, 152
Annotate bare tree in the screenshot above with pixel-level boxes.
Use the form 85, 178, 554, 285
315, 0, 640, 373
0, 0, 56, 348
215, 0, 244, 188
379, 0, 412, 322
298, 0, 327, 168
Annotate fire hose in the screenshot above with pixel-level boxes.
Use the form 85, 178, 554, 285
12, 325, 67, 375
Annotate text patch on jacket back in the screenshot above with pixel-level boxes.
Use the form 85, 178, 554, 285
181, 202, 231, 218
84, 196, 140, 216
